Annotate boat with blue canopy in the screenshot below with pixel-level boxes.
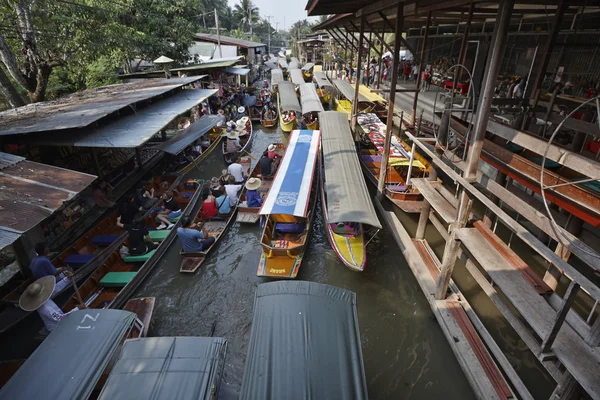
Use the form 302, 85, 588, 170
258, 129, 321, 278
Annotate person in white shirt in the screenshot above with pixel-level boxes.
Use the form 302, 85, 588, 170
227, 158, 246, 183
19, 275, 85, 332
224, 176, 243, 206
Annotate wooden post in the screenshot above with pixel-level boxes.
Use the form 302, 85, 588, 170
540, 281, 580, 354
411, 12, 431, 126
377, 30, 384, 89
415, 167, 437, 239
482, 171, 507, 227
376, 3, 403, 200
454, 1, 475, 85
544, 215, 583, 289
351, 15, 365, 135
435, 0, 514, 300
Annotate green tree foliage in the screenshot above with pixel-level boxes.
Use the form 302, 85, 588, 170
233, 0, 259, 38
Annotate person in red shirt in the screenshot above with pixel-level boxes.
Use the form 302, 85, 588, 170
200, 187, 218, 220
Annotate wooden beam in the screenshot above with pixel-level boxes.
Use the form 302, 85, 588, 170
540, 281, 580, 354
365, 21, 394, 54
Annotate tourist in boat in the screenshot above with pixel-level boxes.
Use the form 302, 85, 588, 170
267, 144, 278, 159
245, 178, 263, 207
19, 276, 85, 332
216, 109, 227, 127
218, 169, 232, 187
225, 175, 243, 206
117, 214, 157, 255
119, 193, 138, 225
177, 217, 216, 252
135, 184, 156, 211
94, 180, 115, 208
297, 115, 307, 129
225, 130, 242, 155
215, 187, 232, 217
155, 191, 181, 230
237, 106, 246, 120
200, 187, 218, 220
30, 242, 68, 281
227, 157, 246, 183
259, 151, 275, 177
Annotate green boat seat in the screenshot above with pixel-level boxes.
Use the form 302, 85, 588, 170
123, 249, 156, 263
148, 230, 169, 241
168, 215, 181, 223
99, 272, 136, 288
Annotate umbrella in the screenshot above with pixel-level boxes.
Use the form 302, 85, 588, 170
153, 56, 174, 64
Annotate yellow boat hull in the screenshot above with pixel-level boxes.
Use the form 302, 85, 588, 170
257, 253, 304, 278
280, 116, 296, 132
335, 98, 352, 119
327, 226, 366, 271
307, 120, 319, 130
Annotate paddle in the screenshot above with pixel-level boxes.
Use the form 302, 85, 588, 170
242, 149, 257, 160
68, 269, 85, 308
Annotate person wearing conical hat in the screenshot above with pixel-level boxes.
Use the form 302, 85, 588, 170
245, 178, 263, 208
20, 275, 85, 332
225, 130, 242, 154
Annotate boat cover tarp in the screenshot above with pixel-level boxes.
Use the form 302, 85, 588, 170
289, 57, 300, 69
0, 310, 135, 400
299, 83, 324, 114
271, 69, 284, 87
240, 281, 367, 400
221, 67, 250, 75
154, 114, 221, 155
301, 62, 315, 71
333, 80, 370, 103
289, 69, 305, 85
321, 111, 381, 228
265, 61, 278, 70
355, 84, 387, 103
260, 129, 320, 217
98, 336, 227, 400
313, 71, 333, 88
277, 82, 301, 113
278, 58, 288, 68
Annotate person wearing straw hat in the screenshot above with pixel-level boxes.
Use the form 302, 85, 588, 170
267, 144, 278, 159
20, 276, 85, 332
216, 109, 226, 127
245, 178, 263, 207
225, 130, 242, 154
236, 106, 246, 120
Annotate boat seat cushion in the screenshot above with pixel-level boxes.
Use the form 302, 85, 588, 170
148, 230, 169, 241
274, 223, 305, 234
123, 249, 156, 263
99, 272, 137, 288
387, 185, 407, 192
91, 235, 120, 247
64, 254, 95, 267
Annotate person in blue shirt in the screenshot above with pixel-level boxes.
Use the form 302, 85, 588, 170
30, 242, 67, 280
215, 187, 231, 217
245, 178, 263, 208
177, 217, 216, 252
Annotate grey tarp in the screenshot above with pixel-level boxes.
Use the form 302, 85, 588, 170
288, 60, 300, 69
313, 71, 333, 88
299, 83, 324, 114
278, 58, 288, 68
333, 79, 370, 103
154, 114, 221, 155
23, 89, 218, 148
98, 337, 227, 400
277, 82, 301, 113
264, 61, 278, 70
0, 310, 136, 400
289, 69, 305, 86
240, 281, 368, 400
271, 69, 284, 87
301, 62, 314, 71
320, 112, 381, 227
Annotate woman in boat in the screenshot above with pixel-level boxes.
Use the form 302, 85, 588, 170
200, 187, 218, 220
119, 193, 138, 225
218, 169, 232, 188
177, 217, 216, 252
117, 214, 157, 256
155, 191, 181, 230
135, 184, 156, 211
244, 178, 263, 208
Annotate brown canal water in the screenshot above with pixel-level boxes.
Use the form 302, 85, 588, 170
132, 124, 476, 399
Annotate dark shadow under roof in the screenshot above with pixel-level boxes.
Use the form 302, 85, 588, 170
154, 114, 222, 155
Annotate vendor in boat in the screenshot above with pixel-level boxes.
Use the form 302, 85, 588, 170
227, 157, 246, 184
177, 217, 216, 252
225, 175, 243, 206
30, 242, 69, 282
200, 187, 218, 220
225, 130, 242, 155
245, 178, 263, 207
155, 191, 181, 230
117, 214, 158, 255
19, 275, 85, 332
215, 187, 232, 217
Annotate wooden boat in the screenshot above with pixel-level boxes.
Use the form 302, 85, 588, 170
257, 130, 321, 278
314, 71, 333, 104
271, 69, 284, 93
319, 112, 382, 271
289, 69, 305, 87
278, 82, 301, 133
178, 126, 225, 174
248, 105, 262, 122
237, 143, 286, 224
333, 80, 376, 120
61, 180, 202, 312
222, 118, 254, 163
353, 84, 389, 122
301, 63, 314, 82
0, 173, 182, 333
261, 106, 278, 128
299, 83, 324, 131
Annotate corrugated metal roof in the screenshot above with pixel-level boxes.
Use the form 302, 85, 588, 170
271, 69, 284, 86
171, 58, 243, 72
194, 33, 266, 48
221, 67, 250, 76
333, 80, 370, 103
299, 83, 324, 114
154, 114, 221, 155
0, 77, 204, 136
264, 61, 278, 70
0, 153, 24, 170
289, 69, 305, 85
24, 89, 218, 148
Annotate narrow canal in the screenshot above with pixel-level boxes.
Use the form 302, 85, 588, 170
133, 125, 476, 399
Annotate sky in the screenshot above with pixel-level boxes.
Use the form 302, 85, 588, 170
227, 0, 317, 32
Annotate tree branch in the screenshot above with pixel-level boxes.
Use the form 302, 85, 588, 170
0, 65, 25, 108
0, 34, 28, 89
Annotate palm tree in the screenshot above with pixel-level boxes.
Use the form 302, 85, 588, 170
233, 0, 259, 39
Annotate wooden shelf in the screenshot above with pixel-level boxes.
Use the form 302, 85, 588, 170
411, 178, 457, 223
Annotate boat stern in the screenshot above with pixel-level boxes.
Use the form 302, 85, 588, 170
257, 252, 302, 279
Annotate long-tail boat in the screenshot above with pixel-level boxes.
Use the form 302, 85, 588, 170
313, 71, 334, 104
261, 105, 278, 128
289, 69, 305, 87
352, 83, 389, 122
299, 83, 324, 130
0, 173, 182, 333
257, 130, 320, 278
301, 63, 314, 82
333, 80, 376, 119
277, 82, 302, 133
271, 69, 284, 92
237, 143, 286, 224
222, 117, 254, 163
319, 112, 382, 271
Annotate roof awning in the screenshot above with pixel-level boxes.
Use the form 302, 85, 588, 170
299, 83, 324, 114
240, 281, 368, 399
333, 80, 370, 103
301, 62, 315, 71
271, 69, 284, 86
25, 89, 218, 148
289, 69, 305, 85
98, 336, 227, 400
313, 71, 333, 88
289, 60, 300, 69
260, 129, 320, 217
154, 114, 221, 155
0, 310, 136, 399
265, 61, 278, 70
221, 67, 250, 75
277, 82, 301, 113
278, 58, 288, 68
320, 112, 381, 227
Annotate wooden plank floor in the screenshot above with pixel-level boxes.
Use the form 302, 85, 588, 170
411, 178, 457, 223
456, 227, 600, 399
392, 199, 423, 213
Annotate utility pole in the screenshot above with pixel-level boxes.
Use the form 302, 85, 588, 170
266, 15, 273, 55
214, 9, 222, 58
